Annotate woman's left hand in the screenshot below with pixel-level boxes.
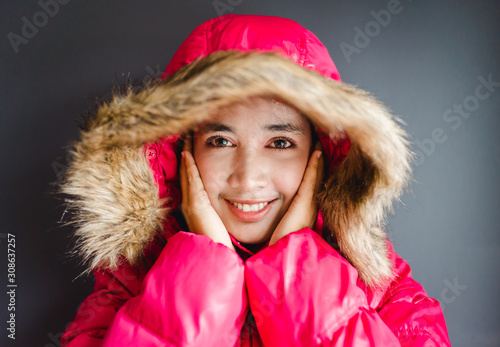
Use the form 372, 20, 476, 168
269, 143, 324, 246
179, 136, 235, 251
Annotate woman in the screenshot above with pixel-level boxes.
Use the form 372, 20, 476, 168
60, 15, 451, 346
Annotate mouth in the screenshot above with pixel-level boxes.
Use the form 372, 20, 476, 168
224, 199, 277, 222
230, 201, 269, 212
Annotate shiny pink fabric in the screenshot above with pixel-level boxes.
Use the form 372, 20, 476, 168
162, 15, 341, 81
103, 232, 248, 346
62, 229, 451, 346
245, 229, 400, 346
61, 14, 451, 346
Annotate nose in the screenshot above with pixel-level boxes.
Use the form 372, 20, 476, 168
227, 148, 270, 191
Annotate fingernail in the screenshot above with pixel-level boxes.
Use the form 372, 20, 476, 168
181, 152, 185, 158
316, 151, 322, 159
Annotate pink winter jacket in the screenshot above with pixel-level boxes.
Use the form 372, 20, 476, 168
60, 15, 451, 346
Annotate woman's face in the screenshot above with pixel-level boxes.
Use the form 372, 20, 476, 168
193, 98, 313, 244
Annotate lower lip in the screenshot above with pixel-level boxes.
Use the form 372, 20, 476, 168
225, 200, 276, 222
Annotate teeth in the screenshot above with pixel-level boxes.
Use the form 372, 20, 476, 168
232, 202, 268, 212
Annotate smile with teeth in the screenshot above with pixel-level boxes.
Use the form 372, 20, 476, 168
230, 201, 269, 212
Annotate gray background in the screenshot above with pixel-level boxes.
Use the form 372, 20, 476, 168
1, 0, 499, 346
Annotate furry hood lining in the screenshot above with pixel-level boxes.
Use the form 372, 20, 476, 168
62, 51, 412, 287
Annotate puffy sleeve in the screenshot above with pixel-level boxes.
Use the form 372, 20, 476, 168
375, 243, 451, 346
62, 231, 248, 346
245, 228, 401, 346
61, 260, 148, 346
102, 231, 248, 346
245, 229, 449, 346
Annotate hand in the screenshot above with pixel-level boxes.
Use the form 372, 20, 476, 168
269, 142, 324, 246
179, 137, 235, 250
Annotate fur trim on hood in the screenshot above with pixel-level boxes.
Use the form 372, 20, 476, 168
62, 51, 412, 287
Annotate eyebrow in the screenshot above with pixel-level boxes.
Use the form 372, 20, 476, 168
264, 123, 306, 135
199, 122, 234, 134
199, 122, 306, 135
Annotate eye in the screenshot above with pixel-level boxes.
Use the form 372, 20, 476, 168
206, 136, 235, 148
268, 138, 296, 149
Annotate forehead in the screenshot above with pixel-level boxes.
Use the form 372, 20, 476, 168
199, 98, 311, 134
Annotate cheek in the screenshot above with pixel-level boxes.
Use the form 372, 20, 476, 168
272, 156, 309, 205
193, 151, 228, 202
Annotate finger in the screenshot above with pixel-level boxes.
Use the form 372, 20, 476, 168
181, 134, 194, 193
180, 133, 192, 191
313, 141, 322, 152
295, 149, 322, 202
180, 151, 189, 210
269, 147, 323, 245
312, 141, 324, 193
315, 149, 325, 193
183, 133, 193, 153
182, 150, 206, 194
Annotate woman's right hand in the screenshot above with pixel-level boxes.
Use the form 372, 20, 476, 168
179, 138, 235, 251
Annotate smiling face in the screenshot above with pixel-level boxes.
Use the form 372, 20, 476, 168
193, 98, 313, 244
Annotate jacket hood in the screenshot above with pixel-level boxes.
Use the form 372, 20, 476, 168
162, 15, 341, 81
62, 15, 412, 287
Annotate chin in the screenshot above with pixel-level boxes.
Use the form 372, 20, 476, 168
229, 229, 271, 245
